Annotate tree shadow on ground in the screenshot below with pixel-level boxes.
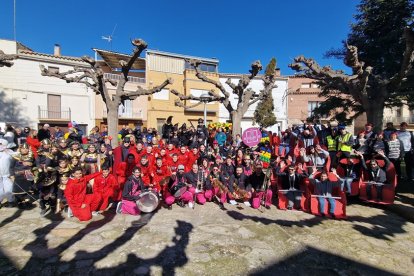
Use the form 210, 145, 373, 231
0, 208, 25, 228
14, 208, 193, 274
248, 245, 399, 276
226, 207, 408, 241
0, 90, 32, 127
227, 210, 324, 228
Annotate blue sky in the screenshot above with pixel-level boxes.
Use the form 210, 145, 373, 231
0, 0, 359, 75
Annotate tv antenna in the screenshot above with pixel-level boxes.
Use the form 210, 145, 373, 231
101, 24, 117, 50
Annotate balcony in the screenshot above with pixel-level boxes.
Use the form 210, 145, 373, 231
103, 73, 145, 84
38, 106, 71, 120
103, 109, 143, 119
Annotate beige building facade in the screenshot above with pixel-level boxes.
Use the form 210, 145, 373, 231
145, 50, 220, 132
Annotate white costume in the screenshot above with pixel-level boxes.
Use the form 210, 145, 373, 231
0, 139, 15, 203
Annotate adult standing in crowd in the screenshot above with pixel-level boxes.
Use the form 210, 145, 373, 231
37, 124, 51, 142
397, 122, 414, 180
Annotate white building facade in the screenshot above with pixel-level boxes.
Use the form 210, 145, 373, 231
219, 74, 288, 134
0, 39, 95, 133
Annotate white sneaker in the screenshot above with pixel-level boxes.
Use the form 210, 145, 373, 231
116, 202, 123, 214
188, 202, 194, 209
67, 207, 73, 218
92, 211, 100, 216
229, 200, 237, 205
243, 201, 251, 207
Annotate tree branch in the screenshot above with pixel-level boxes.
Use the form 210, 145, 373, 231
122, 78, 173, 100
0, 50, 17, 67
189, 59, 230, 98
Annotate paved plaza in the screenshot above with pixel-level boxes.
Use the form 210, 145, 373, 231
0, 195, 413, 276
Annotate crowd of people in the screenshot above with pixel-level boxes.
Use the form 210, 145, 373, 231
0, 117, 410, 221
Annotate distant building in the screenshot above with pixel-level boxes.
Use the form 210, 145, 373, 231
0, 39, 95, 134
145, 50, 220, 132
287, 76, 325, 126
219, 73, 288, 134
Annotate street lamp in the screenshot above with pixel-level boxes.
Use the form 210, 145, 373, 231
200, 92, 212, 127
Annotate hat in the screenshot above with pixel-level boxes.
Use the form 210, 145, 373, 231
213, 140, 218, 145
20, 143, 30, 149
123, 137, 131, 143
178, 164, 185, 170
338, 125, 346, 130
58, 137, 67, 143
44, 124, 50, 128
41, 139, 51, 145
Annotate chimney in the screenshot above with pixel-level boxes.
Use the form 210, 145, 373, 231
54, 44, 61, 56
275, 68, 281, 76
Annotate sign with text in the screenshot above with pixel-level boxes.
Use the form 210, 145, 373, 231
242, 127, 261, 147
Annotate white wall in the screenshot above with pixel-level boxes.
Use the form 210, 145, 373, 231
219, 76, 288, 134
0, 40, 95, 131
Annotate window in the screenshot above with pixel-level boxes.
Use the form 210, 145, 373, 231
157, 118, 166, 133
396, 107, 402, 118
185, 61, 217, 73
47, 94, 61, 119
308, 101, 320, 117
119, 99, 132, 117
301, 83, 311, 88
311, 83, 320, 88
152, 89, 170, 100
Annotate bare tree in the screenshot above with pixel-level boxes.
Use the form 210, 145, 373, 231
40, 39, 173, 141
289, 26, 414, 130
0, 50, 17, 67
171, 59, 278, 138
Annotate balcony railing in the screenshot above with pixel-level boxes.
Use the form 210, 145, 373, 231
103, 109, 143, 119
38, 106, 71, 120
384, 116, 414, 124
103, 73, 145, 84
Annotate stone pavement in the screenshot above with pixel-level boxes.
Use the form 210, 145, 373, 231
0, 197, 413, 276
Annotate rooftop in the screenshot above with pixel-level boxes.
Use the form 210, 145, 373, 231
146, 49, 219, 64
92, 48, 146, 70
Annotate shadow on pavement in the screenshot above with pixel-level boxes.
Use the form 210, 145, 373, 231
6, 208, 193, 274
227, 208, 408, 241
249, 245, 399, 276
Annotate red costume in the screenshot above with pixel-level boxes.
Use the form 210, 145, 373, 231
138, 162, 153, 186
152, 164, 171, 192
94, 173, 119, 211
64, 172, 102, 221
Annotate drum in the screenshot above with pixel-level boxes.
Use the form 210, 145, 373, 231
136, 190, 159, 213
170, 182, 187, 198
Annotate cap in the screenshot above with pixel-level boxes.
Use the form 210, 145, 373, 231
213, 140, 218, 145
178, 164, 185, 170
58, 137, 67, 144
44, 124, 50, 128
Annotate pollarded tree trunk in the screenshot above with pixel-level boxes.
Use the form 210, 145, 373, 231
107, 101, 120, 145
231, 111, 243, 139
365, 93, 385, 133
